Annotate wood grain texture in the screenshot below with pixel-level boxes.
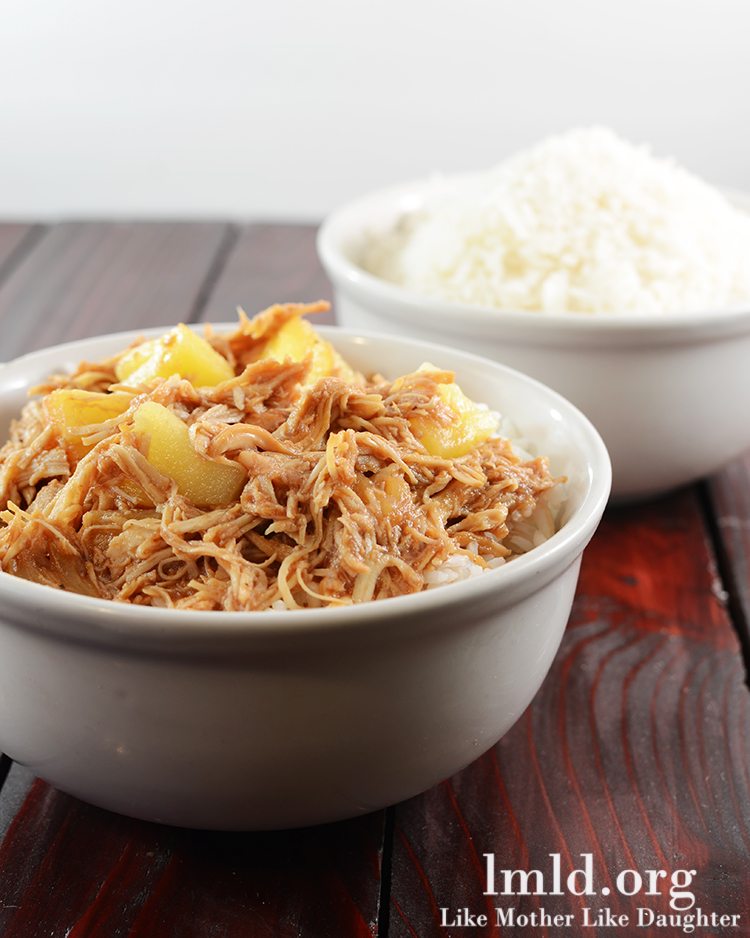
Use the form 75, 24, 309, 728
0, 766, 382, 938
708, 454, 750, 652
0, 222, 231, 360
389, 491, 750, 936
200, 223, 335, 325
0, 225, 42, 283
0, 222, 386, 938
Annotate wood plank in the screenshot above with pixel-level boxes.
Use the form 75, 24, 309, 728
0, 764, 33, 839
200, 223, 335, 325
388, 491, 750, 935
0, 221, 386, 937
0, 222, 232, 361
0, 765, 382, 938
708, 453, 750, 650
0, 225, 42, 283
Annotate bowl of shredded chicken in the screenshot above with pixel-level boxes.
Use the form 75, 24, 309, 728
0, 308, 610, 828
0, 302, 567, 611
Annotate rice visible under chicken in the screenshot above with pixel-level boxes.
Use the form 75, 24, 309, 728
0, 303, 564, 610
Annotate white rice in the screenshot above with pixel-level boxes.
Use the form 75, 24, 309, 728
363, 127, 750, 316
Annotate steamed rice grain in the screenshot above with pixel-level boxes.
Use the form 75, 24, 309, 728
364, 128, 750, 316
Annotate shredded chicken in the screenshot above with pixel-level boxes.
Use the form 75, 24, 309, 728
0, 303, 561, 610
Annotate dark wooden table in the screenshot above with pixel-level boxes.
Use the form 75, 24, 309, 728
0, 222, 748, 937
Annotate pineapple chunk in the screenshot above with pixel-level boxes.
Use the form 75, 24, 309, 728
45, 389, 133, 457
410, 365, 498, 459
264, 317, 355, 386
132, 401, 245, 508
116, 324, 234, 388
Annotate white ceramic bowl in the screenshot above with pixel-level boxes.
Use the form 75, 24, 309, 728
318, 180, 750, 500
0, 326, 610, 830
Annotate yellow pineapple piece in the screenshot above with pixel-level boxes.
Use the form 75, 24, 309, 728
115, 342, 151, 378
132, 401, 245, 508
263, 317, 355, 386
45, 389, 133, 457
116, 324, 234, 388
409, 364, 498, 459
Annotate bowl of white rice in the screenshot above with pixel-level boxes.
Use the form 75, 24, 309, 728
318, 128, 750, 499
0, 326, 609, 829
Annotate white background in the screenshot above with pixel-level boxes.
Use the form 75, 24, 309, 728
1, 0, 748, 219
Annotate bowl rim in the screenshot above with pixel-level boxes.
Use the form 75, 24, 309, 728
317, 175, 750, 338
0, 324, 611, 644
